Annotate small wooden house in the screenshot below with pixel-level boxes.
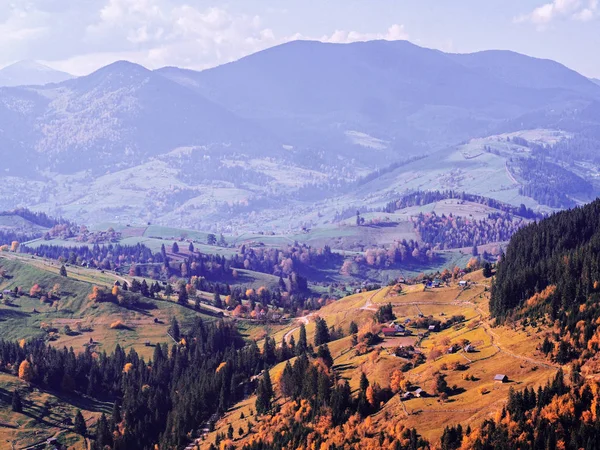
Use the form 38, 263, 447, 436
464, 344, 475, 353
494, 374, 508, 383
428, 324, 440, 332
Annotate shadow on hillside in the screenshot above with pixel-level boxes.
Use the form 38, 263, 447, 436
0, 309, 30, 320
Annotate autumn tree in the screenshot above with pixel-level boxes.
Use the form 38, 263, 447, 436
18, 360, 33, 382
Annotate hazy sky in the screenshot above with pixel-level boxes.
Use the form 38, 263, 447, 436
1, 0, 598, 77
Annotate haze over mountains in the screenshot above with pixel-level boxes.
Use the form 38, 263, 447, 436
0, 60, 74, 87
1, 39, 599, 230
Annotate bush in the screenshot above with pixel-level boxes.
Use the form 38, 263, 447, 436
110, 320, 127, 330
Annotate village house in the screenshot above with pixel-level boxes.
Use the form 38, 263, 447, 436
428, 324, 440, 332
464, 344, 475, 353
494, 374, 508, 383
382, 327, 397, 337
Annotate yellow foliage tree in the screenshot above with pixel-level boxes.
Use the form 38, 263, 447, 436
389, 369, 405, 393
10, 241, 19, 252
18, 360, 33, 382
112, 285, 120, 296
123, 363, 134, 374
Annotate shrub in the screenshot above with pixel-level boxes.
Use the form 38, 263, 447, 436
110, 320, 127, 330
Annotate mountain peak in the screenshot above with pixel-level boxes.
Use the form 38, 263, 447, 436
0, 60, 74, 87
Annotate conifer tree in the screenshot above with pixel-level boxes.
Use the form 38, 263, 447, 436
314, 317, 330, 347
11, 390, 22, 413
297, 323, 307, 355
74, 410, 87, 436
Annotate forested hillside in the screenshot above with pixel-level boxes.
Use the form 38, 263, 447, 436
491, 198, 600, 363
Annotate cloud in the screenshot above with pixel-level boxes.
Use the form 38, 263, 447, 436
0, 0, 410, 75
320, 24, 408, 44
515, 0, 598, 26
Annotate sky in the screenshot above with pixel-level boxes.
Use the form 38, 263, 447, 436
0, 0, 598, 78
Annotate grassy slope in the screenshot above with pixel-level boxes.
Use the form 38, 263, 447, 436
0, 373, 99, 450
0, 256, 214, 360
204, 271, 559, 448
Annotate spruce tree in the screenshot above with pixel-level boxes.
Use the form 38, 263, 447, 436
297, 323, 307, 355
177, 285, 188, 305
172, 242, 179, 253
74, 410, 87, 435
314, 317, 330, 347
169, 317, 180, 341
11, 390, 22, 413
60, 265, 67, 277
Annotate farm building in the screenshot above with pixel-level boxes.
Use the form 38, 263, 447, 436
494, 374, 508, 383
389, 322, 406, 333
464, 344, 475, 353
459, 280, 467, 287
401, 392, 413, 400
382, 327, 397, 337
413, 388, 424, 397
428, 324, 440, 332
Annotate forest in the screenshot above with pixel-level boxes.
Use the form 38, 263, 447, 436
508, 157, 593, 208
491, 198, 600, 363
413, 211, 526, 249
383, 191, 541, 220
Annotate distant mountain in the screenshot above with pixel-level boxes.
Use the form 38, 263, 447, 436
0, 60, 278, 174
157, 40, 600, 166
0, 40, 599, 227
0, 60, 74, 87
449, 50, 600, 95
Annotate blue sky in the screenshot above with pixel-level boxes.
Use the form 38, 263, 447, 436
1, 0, 598, 77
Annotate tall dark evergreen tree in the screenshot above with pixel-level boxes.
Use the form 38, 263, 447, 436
314, 317, 330, 347
297, 323, 307, 355
74, 410, 87, 436
11, 390, 22, 413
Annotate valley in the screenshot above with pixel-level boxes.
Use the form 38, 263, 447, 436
0, 26, 599, 450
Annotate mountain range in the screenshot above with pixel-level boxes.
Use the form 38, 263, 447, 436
0, 40, 599, 229
0, 60, 74, 87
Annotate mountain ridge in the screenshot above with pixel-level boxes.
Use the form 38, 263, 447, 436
0, 60, 74, 87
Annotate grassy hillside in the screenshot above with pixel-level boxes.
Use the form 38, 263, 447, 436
0, 256, 214, 359
204, 271, 560, 447
0, 372, 101, 449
